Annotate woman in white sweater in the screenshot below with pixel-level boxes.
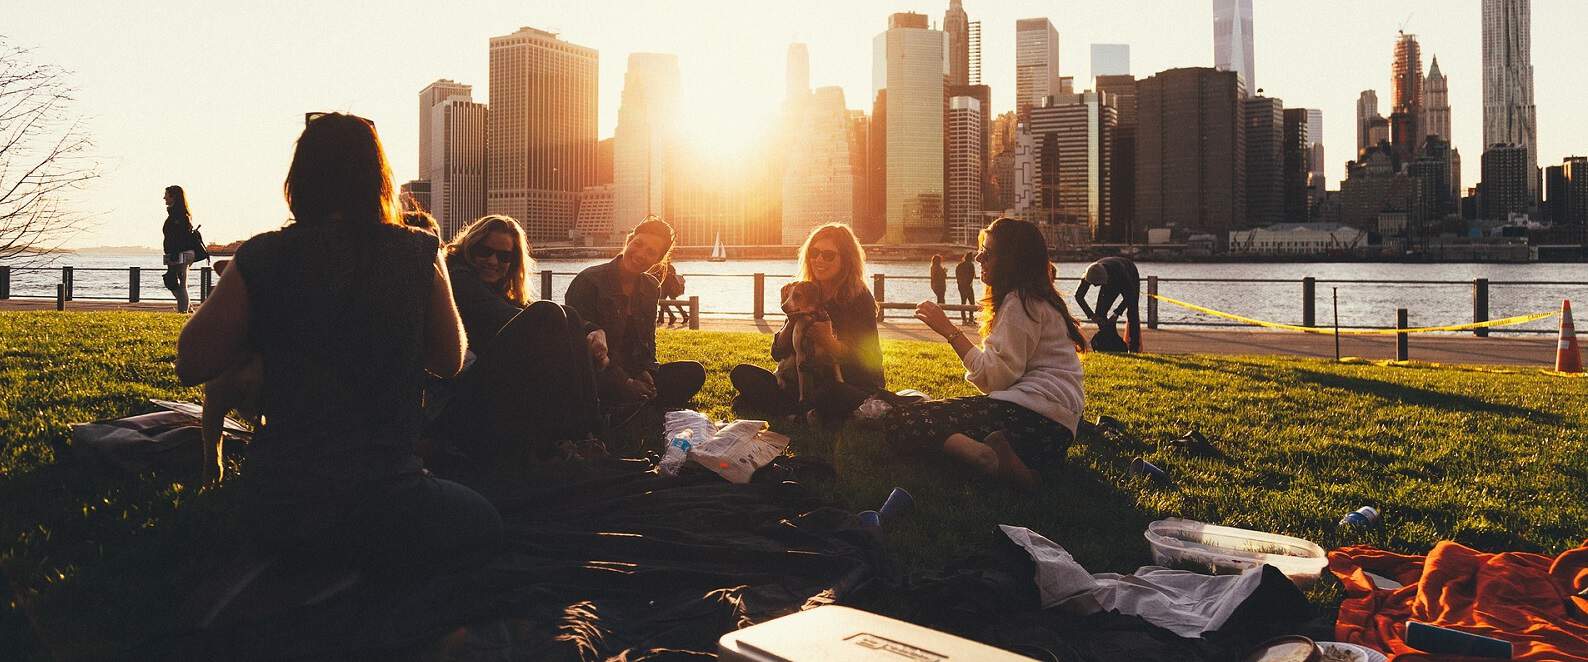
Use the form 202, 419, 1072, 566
885, 217, 1087, 490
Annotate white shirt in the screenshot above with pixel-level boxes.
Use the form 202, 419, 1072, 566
961, 291, 1085, 433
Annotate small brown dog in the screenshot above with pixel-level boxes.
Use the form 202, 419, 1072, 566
776, 281, 844, 406
200, 259, 262, 483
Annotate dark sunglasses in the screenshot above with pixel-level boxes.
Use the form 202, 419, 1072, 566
469, 243, 517, 263
304, 112, 376, 128
808, 248, 841, 262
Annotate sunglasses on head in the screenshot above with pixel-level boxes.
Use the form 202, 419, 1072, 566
808, 248, 840, 262
304, 112, 376, 128
469, 243, 517, 263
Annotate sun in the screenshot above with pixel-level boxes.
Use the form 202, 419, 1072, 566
673, 83, 781, 162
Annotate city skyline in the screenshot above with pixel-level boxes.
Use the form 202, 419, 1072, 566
8, 0, 1588, 247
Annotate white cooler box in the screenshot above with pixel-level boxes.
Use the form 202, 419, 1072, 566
718, 605, 1035, 661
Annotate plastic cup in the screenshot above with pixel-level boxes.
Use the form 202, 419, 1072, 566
1130, 457, 1169, 482
857, 510, 881, 529
878, 487, 913, 522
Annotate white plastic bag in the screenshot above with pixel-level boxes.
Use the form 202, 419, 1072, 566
687, 420, 789, 484
663, 409, 715, 445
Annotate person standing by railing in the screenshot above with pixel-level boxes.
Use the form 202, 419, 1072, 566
930, 254, 947, 305
161, 185, 197, 312
955, 251, 976, 325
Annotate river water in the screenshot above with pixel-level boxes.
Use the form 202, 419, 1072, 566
6, 255, 1584, 334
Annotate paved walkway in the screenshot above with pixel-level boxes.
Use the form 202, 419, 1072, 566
4, 298, 1565, 367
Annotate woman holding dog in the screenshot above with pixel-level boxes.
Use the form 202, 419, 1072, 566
565, 217, 706, 411
729, 223, 884, 421
429, 214, 607, 470
176, 112, 500, 572
884, 217, 1086, 491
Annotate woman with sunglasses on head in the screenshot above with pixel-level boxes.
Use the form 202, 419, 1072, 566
565, 217, 705, 414
175, 112, 500, 575
429, 214, 607, 473
729, 223, 884, 421
883, 217, 1086, 492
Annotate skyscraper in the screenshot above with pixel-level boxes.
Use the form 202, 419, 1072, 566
967, 21, 982, 85
783, 86, 855, 244
1212, 0, 1255, 97
1015, 18, 1061, 117
786, 43, 811, 100
1091, 44, 1130, 78
1356, 90, 1381, 157
1283, 108, 1311, 223
1482, 0, 1538, 197
1029, 92, 1115, 242
486, 27, 597, 244
427, 95, 488, 240
1136, 67, 1246, 240
613, 53, 680, 234
1424, 56, 1451, 142
1097, 75, 1138, 242
946, 96, 985, 245
418, 79, 472, 178
1390, 32, 1424, 159
1305, 108, 1325, 194
1010, 123, 1037, 220
945, 0, 970, 87
1244, 95, 1284, 226
1480, 144, 1530, 219
874, 13, 946, 243
1560, 157, 1588, 226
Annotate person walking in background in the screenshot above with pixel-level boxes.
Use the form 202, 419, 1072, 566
929, 255, 947, 305
954, 251, 976, 325
1074, 256, 1142, 353
885, 218, 1087, 492
162, 185, 197, 312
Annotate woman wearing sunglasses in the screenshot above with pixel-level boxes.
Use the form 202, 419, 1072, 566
429, 215, 607, 472
729, 222, 884, 421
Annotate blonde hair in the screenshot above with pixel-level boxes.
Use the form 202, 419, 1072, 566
797, 223, 871, 306
447, 215, 534, 305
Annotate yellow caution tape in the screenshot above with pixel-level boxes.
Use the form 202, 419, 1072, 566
1148, 293, 1558, 335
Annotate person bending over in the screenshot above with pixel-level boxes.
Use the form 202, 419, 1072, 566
176, 112, 499, 574
730, 223, 885, 422
429, 215, 606, 470
566, 217, 705, 411
1074, 256, 1141, 352
885, 217, 1087, 491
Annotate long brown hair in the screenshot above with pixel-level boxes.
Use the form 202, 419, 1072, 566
283, 113, 399, 227
165, 185, 191, 220
447, 215, 533, 305
978, 217, 1086, 352
796, 223, 871, 306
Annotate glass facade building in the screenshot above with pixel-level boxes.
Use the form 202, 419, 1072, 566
873, 13, 945, 243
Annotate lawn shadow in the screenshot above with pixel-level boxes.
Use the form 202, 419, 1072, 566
1286, 368, 1560, 423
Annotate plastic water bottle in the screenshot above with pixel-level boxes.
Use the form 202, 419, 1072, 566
1338, 506, 1380, 528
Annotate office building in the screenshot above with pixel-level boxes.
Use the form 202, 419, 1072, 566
574, 184, 615, 242
486, 27, 597, 244
1559, 157, 1588, 226
1391, 32, 1424, 160
946, 96, 985, 245
1283, 108, 1311, 223
1306, 109, 1325, 195
1482, 0, 1538, 197
1136, 67, 1246, 241
427, 95, 488, 240
418, 79, 472, 178
1029, 92, 1115, 242
945, 0, 971, 87
874, 13, 946, 243
1356, 90, 1381, 157
614, 53, 681, 234
1479, 144, 1531, 220
1015, 18, 1061, 116
783, 87, 855, 244
1244, 95, 1284, 226
1424, 56, 1451, 143
1091, 43, 1130, 78
400, 180, 431, 215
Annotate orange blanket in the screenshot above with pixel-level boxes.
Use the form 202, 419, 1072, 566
1329, 541, 1588, 661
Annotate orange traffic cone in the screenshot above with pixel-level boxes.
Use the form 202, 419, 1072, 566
1556, 300, 1581, 373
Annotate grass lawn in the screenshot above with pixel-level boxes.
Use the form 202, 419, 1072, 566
2, 310, 1586, 659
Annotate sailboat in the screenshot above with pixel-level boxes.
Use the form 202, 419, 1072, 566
708, 232, 727, 262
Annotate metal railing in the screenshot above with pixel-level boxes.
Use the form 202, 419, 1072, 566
3, 264, 1580, 337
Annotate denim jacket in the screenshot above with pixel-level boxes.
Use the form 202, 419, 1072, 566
565, 257, 661, 389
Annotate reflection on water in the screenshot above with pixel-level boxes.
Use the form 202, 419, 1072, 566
7, 255, 1585, 333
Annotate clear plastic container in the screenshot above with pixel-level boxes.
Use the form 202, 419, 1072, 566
1144, 518, 1328, 587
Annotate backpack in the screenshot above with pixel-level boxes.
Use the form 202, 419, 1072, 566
189, 225, 211, 262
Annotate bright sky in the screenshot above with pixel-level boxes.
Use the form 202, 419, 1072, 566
9, 0, 1586, 248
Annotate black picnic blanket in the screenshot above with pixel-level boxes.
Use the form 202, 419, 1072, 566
134, 457, 886, 661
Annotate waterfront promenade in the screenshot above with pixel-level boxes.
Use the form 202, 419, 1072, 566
3, 298, 1565, 367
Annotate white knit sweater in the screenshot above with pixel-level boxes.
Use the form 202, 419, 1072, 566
961, 291, 1085, 433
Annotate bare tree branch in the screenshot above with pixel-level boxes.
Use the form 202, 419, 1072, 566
0, 36, 100, 264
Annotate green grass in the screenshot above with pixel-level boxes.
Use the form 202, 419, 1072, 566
3, 310, 1586, 659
